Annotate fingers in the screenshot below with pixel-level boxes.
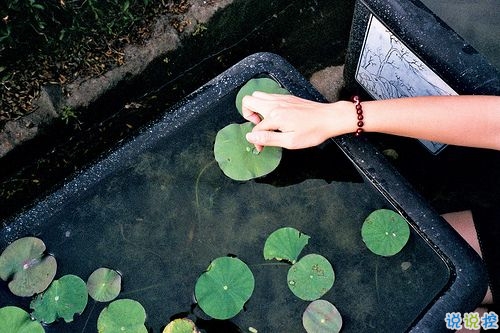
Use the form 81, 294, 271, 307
243, 110, 262, 125
246, 130, 279, 151
241, 94, 263, 124
252, 91, 311, 105
241, 91, 310, 151
251, 91, 292, 100
241, 91, 300, 124
241, 96, 273, 124
246, 130, 295, 150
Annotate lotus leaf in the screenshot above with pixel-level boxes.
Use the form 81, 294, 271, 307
361, 209, 410, 256
235, 77, 290, 116
87, 267, 122, 302
163, 318, 199, 333
287, 254, 334, 301
263, 227, 310, 264
302, 300, 342, 333
30, 274, 88, 324
0, 306, 45, 333
0, 236, 57, 297
214, 122, 282, 181
97, 299, 147, 333
194, 256, 255, 320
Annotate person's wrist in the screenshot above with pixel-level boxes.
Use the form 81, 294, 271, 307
327, 101, 355, 137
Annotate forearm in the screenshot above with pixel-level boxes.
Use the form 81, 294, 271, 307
242, 93, 500, 151
333, 96, 500, 150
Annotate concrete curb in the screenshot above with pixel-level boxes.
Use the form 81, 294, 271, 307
0, 0, 234, 159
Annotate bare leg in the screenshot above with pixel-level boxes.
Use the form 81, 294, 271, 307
442, 211, 494, 332
442, 210, 493, 304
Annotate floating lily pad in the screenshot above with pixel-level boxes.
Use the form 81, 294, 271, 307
361, 209, 411, 256
194, 256, 255, 320
0, 306, 45, 333
287, 254, 335, 301
97, 299, 148, 333
31, 274, 88, 324
214, 122, 282, 181
87, 267, 122, 302
263, 227, 310, 264
235, 77, 290, 116
163, 318, 199, 333
303, 300, 342, 333
0, 236, 57, 297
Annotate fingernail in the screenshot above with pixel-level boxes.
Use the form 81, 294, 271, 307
246, 132, 256, 142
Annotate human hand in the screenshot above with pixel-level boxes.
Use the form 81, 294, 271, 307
241, 91, 346, 151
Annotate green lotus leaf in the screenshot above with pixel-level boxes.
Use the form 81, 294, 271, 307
87, 267, 122, 302
287, 254, 335, 301
30, 274, 88, 324
194, 256, 255, 320
97, 299, 148, 333
214, 122, 282, 181
263, 227, 310, 264
361, 209, 411, 256
0, 306, 45, 333
235, 77, 290, 116
303, 300, 342, 333
0, 236, 57, 297
162, 318, 199, 333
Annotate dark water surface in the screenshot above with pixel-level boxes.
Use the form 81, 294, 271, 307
0, 90, 449, 332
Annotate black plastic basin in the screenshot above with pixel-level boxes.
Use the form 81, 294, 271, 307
0, 53, 487, 333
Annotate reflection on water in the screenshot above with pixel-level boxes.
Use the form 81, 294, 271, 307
419, 0, 500, 70
0, 92, 449, 332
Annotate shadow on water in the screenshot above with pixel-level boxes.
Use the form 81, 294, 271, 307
259, 142, 363, 188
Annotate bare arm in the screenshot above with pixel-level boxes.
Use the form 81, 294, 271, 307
242, 93, 500, 151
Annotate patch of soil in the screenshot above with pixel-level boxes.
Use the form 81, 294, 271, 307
0, 0, 195, 127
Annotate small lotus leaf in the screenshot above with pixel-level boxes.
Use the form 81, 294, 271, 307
287, 254, 335, 301
163, 318, 199, 333
361, 209, 411, 256
0, 236, 57, 297
235, 77, 290, 116
194, 256, 255, 320
214, 122, 282, 181
263, 227, 310, 264
0, 306, 45, 333
97, 299, 148, 333
30, 274, 88, 324
303, 300, 342, 333
87, 267, 122, 302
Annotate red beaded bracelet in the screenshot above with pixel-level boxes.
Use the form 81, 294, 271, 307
352, 95, 364, 136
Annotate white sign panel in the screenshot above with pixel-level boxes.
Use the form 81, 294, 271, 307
356, 14, 458, 154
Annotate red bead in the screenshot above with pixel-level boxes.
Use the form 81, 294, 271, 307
352, 96, 364, 136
